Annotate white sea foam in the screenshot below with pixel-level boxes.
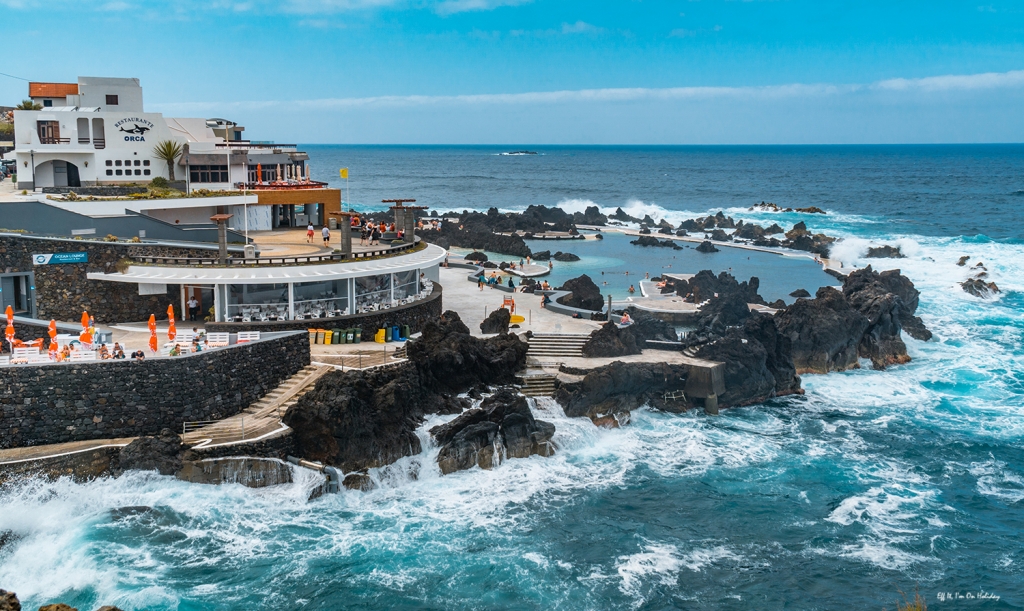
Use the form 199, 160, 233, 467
615, 543, 683, 597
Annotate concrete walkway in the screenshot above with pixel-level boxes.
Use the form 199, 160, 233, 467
0, 438, 136, 464
438, 267, 601, 336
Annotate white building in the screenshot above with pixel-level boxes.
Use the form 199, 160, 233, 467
11, 77, 311, 196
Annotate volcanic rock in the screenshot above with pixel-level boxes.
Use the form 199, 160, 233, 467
710, 229, 731, 242
557, 274, 603, 311
794, 206, 826, 214
554, 362, 691, 421
774, 287, 868, 374
552, 251, 581, 262
284, 311, 528, 472
582, 322, 642, 357
789, 288, 811, 298
695, 240, 719, 253
38, 606, 76, 611
0, 590, 19, 611
961, 278, 1001, 298
572, 205, 607, 226
117, 429, 182, 476
866, 245, 905, 259
956, 255, 970, 266
531, 250, 551, 261
479, 307, 511, 334
464, 251, 488, 262
733, 223, 766, 240
611, 207, 642, 223
431, 387, 555, 474
842, 267, 911, 369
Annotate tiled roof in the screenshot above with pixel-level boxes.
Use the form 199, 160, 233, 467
28, 82, 79, 98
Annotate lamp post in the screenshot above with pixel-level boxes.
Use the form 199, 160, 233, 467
29, 150, 35, 191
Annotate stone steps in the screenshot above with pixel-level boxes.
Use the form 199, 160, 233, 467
527, 333, 589, 358
520, 374, 557, 397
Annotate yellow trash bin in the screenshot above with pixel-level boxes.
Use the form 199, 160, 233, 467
324, 330, 333, 345
375, 328, 386, 343
308, 328, 317, 345
316, 329, 326, 344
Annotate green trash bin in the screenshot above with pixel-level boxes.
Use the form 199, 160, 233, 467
401, 324, 410, 340
353, 327, 362, 343
344, 328, 353, 343
332, 328, 342, 344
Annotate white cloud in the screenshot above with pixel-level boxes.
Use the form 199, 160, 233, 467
872, 70, 1024, 92
561, 20, 602, 34
152, 69, 1024, 115
434, 0, 531, 15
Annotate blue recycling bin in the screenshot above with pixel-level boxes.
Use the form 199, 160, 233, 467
392, 326, 401, 341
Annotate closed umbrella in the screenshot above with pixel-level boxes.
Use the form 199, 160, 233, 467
4, 305, 14, 350
48, 319, 58, 360
257, 163, 262, 185
148, 314, 158, 353
167, 305, 176, 342
79, 311, 92, 350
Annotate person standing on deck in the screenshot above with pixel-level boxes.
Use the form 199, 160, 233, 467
322, 225, 331, 248
306, 223, 315, 244
187, 296, 199, 322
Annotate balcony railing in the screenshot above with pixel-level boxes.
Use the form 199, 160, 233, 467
78, 137, 90, 144
94, 138, 106, 149
131, 240, 420, 268
39, 137, 70, 145
235, 180, 330, 191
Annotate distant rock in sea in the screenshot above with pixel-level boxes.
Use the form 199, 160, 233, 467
866, 245, 905, 258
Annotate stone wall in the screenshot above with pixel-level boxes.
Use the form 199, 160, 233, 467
42, 186, 148, 196
206, 284, 443, 342
0, 331, 310, 449
0, 234, 213, 323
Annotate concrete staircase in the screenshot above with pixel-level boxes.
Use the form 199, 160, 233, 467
520, 374, 557, 397
526, 333, 589, 360
183, 364, 331, 447
682, 345, 699, 358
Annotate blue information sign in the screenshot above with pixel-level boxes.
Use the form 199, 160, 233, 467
32, 252, 89, 265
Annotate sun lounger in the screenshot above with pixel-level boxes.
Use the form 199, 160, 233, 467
70, 351, 97, 362
10, 347, 39, 364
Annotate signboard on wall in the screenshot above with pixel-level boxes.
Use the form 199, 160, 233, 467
33, 252, 88, 265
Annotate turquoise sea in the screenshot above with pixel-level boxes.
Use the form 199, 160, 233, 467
1, 146, 1022, 609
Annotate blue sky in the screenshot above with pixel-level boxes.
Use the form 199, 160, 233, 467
4, 0, 1024, 143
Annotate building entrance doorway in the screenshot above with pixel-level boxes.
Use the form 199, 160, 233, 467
0, 273, 34, 316
183, 285, 215, 323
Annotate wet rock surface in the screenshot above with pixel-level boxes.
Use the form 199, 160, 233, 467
284, 311, 532, 474
554, 362, 691, 421
0, 589, 20, 611
695, 240, 719, 253
866, 245, 905, 258
431, 387, 555, 475
552, 251, 581, 262
117, 429, 183, 476
961, 277, 1001, 298
582, 322, 642, 357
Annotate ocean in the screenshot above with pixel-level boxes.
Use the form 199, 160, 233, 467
1, 145, 1022, 610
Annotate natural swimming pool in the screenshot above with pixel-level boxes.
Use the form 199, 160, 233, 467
453, 231, 840, 303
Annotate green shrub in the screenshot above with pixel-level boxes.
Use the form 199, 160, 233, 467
150, 176, 169, 188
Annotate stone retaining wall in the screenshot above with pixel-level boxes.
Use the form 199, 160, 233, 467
42, 186, 148, 196
0, 331, 310, 449
205, 284, 443, 341
0, 234, 213, 323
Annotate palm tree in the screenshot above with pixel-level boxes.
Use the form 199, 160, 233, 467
15, 100, 42, 111
152, 140, 184, 181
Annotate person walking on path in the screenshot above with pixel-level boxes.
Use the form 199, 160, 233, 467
322, 225, 331, 248
306, 223, 315, 244
478, 275, 484, 291
187, 296, 200, 322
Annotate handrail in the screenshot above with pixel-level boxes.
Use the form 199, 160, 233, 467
130, 240, 420, 268
39, 137, 70, 144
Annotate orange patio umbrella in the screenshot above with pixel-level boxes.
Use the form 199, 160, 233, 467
48, 319, 58, 359
79, 311, 92, 349
4, 305, 14, 348
167, 305, 176, 342
256, 163, 262, 184
148, 314, 158, 353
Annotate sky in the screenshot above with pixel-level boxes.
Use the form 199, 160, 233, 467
4, 0, 1024, 144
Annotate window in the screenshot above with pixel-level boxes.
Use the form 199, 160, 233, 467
143, 160, 150, 166
124, 159, 131, 166
190, 165, 229, 183
106, 170, 113, 176
115, 160, 122, 166
134, 169, 141, 176
115, 169, 122, 176
106, 94, 118, 105
105, 160, 112, 166
43, 99, 52, 107
143, 169, 151, 176
134, 160, 140, 166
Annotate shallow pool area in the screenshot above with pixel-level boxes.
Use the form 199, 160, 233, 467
454, 231, 840, 303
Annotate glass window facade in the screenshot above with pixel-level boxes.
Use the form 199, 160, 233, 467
394, 270, 420, 302
293, 279, 349, 320
227, 283, 289, 322
355, 274, 392, 312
